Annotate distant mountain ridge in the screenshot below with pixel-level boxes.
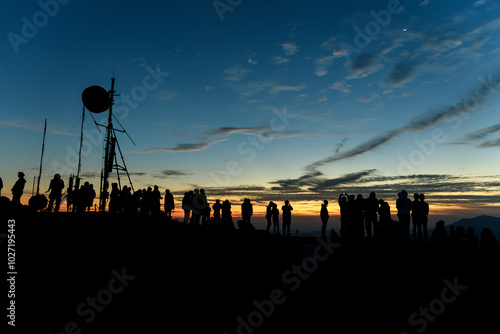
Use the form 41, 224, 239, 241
450, 215, 500, 238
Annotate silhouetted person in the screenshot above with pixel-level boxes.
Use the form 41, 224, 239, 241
75, 184, 88, 213
164, 189, 174, 219
465, 227, 479, 250
121, 185, 132, 213
131, 189, 142, 214
364, 192, 378, 239
0, 176, 3, 196
182, 191, 193, 223
152, 185, 162, 216
272, 203, 280, 235
87, 184, 96, 211
109, 183, 120, 214
265, 201, 274, 232
419, 193, 429, 241
430, 220, 448, 248
346, 194, 357, 237
282, 200, 293, 237
396, 190, 412, 239
191, 189, 202, 225
377, 199, 391, 222
241, 198, 253, 223
354, 194, 365, 238
338, 193, 349, 237
221, 199, 233, 231
11, 172, 26, 206
320, 200, 329, 238
479, 228, 499, 262
46, 173, 64, 212
411, 193, 422, 241
212, 199, 221, 222
199, 189, 210, 225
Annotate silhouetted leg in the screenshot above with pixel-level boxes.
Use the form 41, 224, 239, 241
55, 196, 61, 212
48, 197, 54, 212
423, 217, 428, 241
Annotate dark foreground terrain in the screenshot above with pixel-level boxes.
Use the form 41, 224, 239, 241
3, 210, 500, 334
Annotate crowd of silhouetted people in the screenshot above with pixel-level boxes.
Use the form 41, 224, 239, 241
1, 172, 499, 258
334, 190, 431, 242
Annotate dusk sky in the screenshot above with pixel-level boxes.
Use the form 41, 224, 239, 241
1, 0, 499, 227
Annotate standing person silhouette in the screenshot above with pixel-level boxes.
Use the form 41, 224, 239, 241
164, 189, 175, 219
364, 192, 378, 239
338, 193, 349, 237
272, 203, 280, 235
241, 198, 253, 223
419, 193, 429, 241
396, 190, 412, 239
320, 200, 329, 238
46, 174, 65, 212
282, 200, 293, 237
411, 193, 422, 241
265, 201, 274, 233
212, 199, 221, 222
182, 191, 194, 224
87, 184, 96, 212
11, 172, 26, 206
0, 176, 3, 196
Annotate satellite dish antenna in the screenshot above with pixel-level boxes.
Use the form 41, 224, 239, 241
82, 85, 110, 113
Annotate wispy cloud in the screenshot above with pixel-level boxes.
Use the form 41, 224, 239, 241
161, 169, 193, 177
272, 56, 290, 65
224, 66, 250, 82
357, 94, 378, 103
463, 124, 500, 141
280, 42, 299, 56
127, 139, 227, 153
304, 75, 500, 171
346, 53, 383, 79
381, 62, 419, 87
269, 84, 307, 94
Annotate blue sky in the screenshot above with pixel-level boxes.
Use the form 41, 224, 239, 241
1, 0, 500, 219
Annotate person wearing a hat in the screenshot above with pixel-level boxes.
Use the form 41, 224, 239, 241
11, 172, 26, 205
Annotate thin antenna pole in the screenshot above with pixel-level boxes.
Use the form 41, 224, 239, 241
36, 119, 47, 196
99, 77, 115, 211
77, 106, 85, 180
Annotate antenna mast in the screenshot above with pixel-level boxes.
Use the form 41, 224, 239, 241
36, 119, 47, 196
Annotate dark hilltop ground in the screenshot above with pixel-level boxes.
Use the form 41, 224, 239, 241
2, 209, 500, 334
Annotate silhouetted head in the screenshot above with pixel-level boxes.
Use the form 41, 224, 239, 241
84, 181, 89, 187
18, 172, 25, 178
480, 228, 497, 241
419, 193, 425, 200
323, 200, 328, 206
194, 189, 199, 194
215, 199, 220, 204
165, 189, 170, 193
414, 193, 419, 200
200, 189, 205, 195
378, 199, 385, 205
369, 191, 376, 198
154, 185, 159, 190
356, 194, 363, 200
400, 190, 408, 199
436, 220, 445, 228
285, 200, 289, 205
